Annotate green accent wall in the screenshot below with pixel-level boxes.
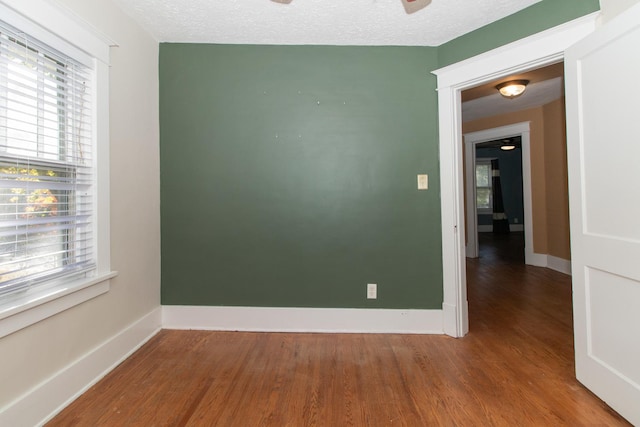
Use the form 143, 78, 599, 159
160, 45, 443, 308
159, 1, 601, 310
438, 0, 600, 67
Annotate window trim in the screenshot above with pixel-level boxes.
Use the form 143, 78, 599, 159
0, 0, 117, 339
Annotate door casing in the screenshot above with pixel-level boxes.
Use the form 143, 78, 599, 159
432, 12, 598, 338
463, 123, 531, 262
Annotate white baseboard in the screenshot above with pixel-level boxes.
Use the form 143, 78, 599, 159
442, 301, 467, 337
0, 307, 162, 427
526, 251, 548, 267
526, 252, 571, 275
547, 255, 572, 275
162, 306, 444, 334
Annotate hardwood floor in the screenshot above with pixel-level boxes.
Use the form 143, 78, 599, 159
48, 233, 630, 426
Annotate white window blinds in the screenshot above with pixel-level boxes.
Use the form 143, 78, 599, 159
0, 19, 95, 297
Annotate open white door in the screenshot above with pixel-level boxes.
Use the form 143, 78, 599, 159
565, 4, 640, 425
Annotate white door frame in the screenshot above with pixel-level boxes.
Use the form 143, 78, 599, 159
464, 123, 533, 263
432, 13, 598, 338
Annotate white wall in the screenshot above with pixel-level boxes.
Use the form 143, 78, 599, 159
599, 0, 640, 22
0, 0, 160, 415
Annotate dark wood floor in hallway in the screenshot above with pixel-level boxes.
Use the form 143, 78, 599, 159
48, 233, 630, 426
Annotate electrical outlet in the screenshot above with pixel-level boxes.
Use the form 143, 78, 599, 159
514, 218, 519, 223
367, 283, 377, 299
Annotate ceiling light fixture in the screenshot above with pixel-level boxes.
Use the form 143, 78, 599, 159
496, 80, 529, 99
500, 139, 516, 151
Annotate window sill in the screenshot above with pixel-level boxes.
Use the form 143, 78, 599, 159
0, 271, 118, 339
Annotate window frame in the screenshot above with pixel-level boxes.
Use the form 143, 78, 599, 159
0, 28, 94, 295
475, 158, 493, 215
0, 0, 116, 339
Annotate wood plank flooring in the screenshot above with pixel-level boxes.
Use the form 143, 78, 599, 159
48, 233, 630, 426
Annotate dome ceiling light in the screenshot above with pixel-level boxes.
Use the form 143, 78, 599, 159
496, 80, 529, 99
500, 139, 517, 151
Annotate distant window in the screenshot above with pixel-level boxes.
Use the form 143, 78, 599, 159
475, 160, 492, 213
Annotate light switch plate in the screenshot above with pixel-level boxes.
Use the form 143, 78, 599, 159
367, 283, 377, 299
417, 174, 428, 190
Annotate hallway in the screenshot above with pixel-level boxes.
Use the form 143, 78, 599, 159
467, 232, 569, 339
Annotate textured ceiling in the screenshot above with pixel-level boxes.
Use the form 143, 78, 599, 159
462, 62, 564, 102
113, 0, 541, 46
462, 63, 565, 122
462, 77, 564, 123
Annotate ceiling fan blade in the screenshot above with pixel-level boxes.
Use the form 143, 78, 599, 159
270, 0, 431, 15
402, 0, 431, 14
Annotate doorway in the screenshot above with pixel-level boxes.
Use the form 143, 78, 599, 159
463, 124, 531, 263
432, 13, 597, 337
474, 136, 525, 261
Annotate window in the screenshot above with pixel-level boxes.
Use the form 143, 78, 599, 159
0, 0, 114, 338
0, 20, 94, 297
475, 160, 492, 213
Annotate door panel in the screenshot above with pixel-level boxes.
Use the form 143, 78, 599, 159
580, 30, 640, 241
565, 4, 640, 425
587, 267, 640, 386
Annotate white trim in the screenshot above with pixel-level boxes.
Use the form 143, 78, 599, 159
0, 272, 117, 339
523, 253, 571, 274
442, 302, 461, 336
433, 12, 598, 337
162, 306, 444, 334
465, 145, 479, 256
528, 252, 548, 268
94, 59, 112, 276
0, 308, 162, 427
464, 123, 534, 264
433, 12, 598, 88
0, 0, 117, 64
547, 255, 572, 275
